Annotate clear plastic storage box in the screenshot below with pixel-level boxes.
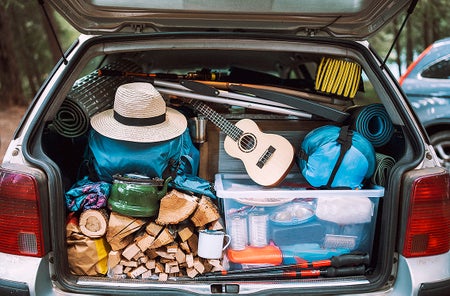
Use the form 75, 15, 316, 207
214, 174, 384, 267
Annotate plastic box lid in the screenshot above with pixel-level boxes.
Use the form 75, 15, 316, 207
214, 173, 384, 200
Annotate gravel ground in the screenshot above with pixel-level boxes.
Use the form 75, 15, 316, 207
0, 105, 27, 160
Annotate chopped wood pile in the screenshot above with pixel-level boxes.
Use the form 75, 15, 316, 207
76, 190, 224, 280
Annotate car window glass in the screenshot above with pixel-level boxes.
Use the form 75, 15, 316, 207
421, 57, 450, 79
78, 56, 107, 78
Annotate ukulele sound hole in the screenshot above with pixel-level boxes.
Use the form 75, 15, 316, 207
238, 133, 257, 153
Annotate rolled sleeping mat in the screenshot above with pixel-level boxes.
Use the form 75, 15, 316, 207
53, 98, 96, 138
371, 153, 396, 187
346, 103, 394, 148
53, 61, 139, 138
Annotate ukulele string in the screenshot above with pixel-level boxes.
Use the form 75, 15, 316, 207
194, 100, 248, 143
192, 100, 265, 151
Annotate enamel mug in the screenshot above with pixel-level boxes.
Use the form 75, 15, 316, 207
197, 230, 231, 259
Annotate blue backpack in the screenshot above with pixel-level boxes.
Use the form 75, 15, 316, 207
86, 128, 215, 198
297, 125, 376, 189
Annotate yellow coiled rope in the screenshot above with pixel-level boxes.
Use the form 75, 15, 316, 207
315, 57, 361, 99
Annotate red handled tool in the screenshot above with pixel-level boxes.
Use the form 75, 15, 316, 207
195, 265, 367, 281
206, 252, 370, 277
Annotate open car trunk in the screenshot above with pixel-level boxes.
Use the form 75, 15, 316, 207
38, 33, 411, 295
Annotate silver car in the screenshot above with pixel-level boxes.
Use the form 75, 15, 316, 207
0, 0, 448, 295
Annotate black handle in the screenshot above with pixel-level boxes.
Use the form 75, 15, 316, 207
180, 80, 220, 97
325, 265, 366, 277
98, 69, 123, 76
331, 253, 370, 267
229, 84, 349, 122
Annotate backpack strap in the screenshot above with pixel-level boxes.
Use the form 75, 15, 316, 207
297, 149, 309, 162
323, 126, 353, 189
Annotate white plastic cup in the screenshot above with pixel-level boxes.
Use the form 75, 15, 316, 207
229, 215, 248, 250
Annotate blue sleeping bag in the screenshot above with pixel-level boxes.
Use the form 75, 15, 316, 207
297, 125, 375, 189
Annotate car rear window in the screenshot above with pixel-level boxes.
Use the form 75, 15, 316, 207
421, 57, 450, 79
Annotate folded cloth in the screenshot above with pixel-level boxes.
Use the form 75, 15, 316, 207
316, 196, 374, 224
65, 176, 111, 212
371, 153, 396, 187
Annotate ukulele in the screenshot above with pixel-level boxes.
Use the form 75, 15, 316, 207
190, 100, 294, 186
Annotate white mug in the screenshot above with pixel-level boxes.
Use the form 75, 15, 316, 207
197, 230, 231, 259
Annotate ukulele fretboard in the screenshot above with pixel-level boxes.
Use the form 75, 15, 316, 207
191, 100, 243, 142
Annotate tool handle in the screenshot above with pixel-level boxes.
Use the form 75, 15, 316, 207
324, 265, 366, 277
98, 69, 180, 80
180, 80, 220, 97
331, 253, 370, 267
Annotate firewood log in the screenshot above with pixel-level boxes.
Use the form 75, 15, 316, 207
186, 267, 199, 278
156, 190, 198, 225
128, 265, 148, 279
186, 254, 194, 268
106, 212, 146, 251
136, 233, 155, 251
150, 227, 175, 249
145, 222, 163, 237
177, 224, 194, 242
107, 250, 122, 269
190, 196, 220, 227
141, 269, 152, 279
158, 273, 168, 281
79, 209, 109, 238
122, 243, 140, 261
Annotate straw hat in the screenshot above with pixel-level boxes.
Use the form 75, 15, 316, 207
90, 82, 186, 143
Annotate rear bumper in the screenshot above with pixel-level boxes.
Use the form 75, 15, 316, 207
0, 278, 30, 296
418, 278, 450, 296
393, 252, 450, 296
0, 252, 52, 296
1, 251, 449, 295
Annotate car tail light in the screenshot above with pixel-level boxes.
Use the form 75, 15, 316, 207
0, 168, 45, 257
402, 170, 450, 257
398, 44, 433, 86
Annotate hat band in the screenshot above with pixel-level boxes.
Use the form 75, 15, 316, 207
114, 111, 166, 127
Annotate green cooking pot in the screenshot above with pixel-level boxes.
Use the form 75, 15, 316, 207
108, 174, 172, 217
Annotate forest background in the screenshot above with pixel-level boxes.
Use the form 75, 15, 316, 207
0, 0, 449, 107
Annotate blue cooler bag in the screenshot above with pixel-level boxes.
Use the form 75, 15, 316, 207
297, 125, 375, 189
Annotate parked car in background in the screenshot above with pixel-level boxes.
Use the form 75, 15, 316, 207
0, 0, 449, 295
399, 37, 450, 170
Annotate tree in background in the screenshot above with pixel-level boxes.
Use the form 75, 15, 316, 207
370, 0, 450, 77
0, 0, 77, 107
0, 1, 25, 106
0, 0, 449, 106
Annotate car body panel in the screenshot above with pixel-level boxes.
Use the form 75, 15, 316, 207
0, 252, 52, 296
401, 38, 450, 128
400, 38, 450, 169
392, 252, 450, 296
0, 1, 448, 295
47, 0, 413, 38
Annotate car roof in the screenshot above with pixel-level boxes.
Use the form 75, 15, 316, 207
410, 38, 450, 76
